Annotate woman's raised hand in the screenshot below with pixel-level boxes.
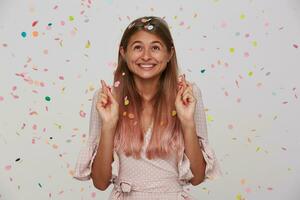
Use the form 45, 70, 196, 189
175, 74, 196, 125
96, 80, 119, 125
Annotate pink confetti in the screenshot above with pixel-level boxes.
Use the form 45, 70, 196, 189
0, 96, 4, 101
244, 52, 249, 57
12, 86, 17, 91
79, 110, 86, 118
5, 165, 12, 171
228, 124, 234, 129
32, 138, 35, 144
114, 81, 120, 87
245, 187, 252, 193
33, 124, 37, 130
59, 75, 64, 80
293, 44, 298, 48
91, 192, 96, 198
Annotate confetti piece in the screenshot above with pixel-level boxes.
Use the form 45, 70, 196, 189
91, 192, 96, 198
229, 48, 235, 53
0, 96, 4, 101
21, 32, 27, 38
32, 31, 39, 37
114, 81, 120, 87
252, 41, 257, 47
244, 52, 249, 57
228, 124, 234, 129
248, 71, 253, 77
292, 44, 298, 48
128, 113, 134, 119
45, 96, 51, 101
122, 111, 127, 116
200, 69, 205, 73
69, 16, 74, 21
85, 40, 91, 48
32, 20, 38, 27
207, 114, 213, 122
124, 99, 129, 106
59, 76, 64, 80
256, 147, 261, 152
79, 110, 86, 118
171, 110, 177, 116
240, 13, 246, 20
5, 165, 12, 171
48, 23, 52, 26
38, 183, 42, 188
281, 147, 287, 151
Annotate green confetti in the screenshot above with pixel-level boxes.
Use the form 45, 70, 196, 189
45, 96, 51, 101
69, 16, 74, 21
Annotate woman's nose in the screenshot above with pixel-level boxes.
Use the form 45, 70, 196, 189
141, 48, 151, 60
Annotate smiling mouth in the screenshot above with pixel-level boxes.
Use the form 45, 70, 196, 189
138, 64, 156, 69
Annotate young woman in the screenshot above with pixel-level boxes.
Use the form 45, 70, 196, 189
74, 16, 222, 200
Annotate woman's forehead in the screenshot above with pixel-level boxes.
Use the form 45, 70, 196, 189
128, 30, 164, 45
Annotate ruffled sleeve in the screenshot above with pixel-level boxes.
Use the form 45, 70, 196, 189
73, 88, 120, 184
178, 82, 222, 185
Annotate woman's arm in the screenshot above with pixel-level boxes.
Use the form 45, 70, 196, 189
181, 122, 206, 186
91, 122, 117, 190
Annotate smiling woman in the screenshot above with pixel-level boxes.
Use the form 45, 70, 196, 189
73, 16, 222, 200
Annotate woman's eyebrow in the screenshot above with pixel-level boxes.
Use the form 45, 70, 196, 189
130, 40, 163, 47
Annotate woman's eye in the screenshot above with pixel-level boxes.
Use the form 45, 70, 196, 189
133, 46, 142, 50
152, 46, 160, 50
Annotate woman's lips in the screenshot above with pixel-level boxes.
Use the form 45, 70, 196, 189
138, 64, 156, 70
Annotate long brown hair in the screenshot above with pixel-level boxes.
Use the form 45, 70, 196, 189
112, 16, 184, 161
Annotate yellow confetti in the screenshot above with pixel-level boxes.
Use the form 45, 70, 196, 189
85, 40, 91, 48
240, 13, 246, 20
252, 40, 257, 47
69, 16, 74, 21
207, 115, 214, 122
124, 97, 129, 106
256, 147, 261, 152
236, 193, 245, 200
171, 110, 177, 116
122, 111, 127, 116
229, 48, 235, 53
248, 71, 253, 77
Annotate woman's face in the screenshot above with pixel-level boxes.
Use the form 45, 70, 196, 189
120, 30, 173, 80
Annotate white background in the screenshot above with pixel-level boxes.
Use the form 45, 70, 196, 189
0, 0, 300, 199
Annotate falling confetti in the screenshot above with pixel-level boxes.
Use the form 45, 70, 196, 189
79, 110, 86, 118
69, 16, 74, 21
45, 96, 51, 101
32, 31, 38, 37
171, 110, 177, 116
21, 32, 27, 38
32, 20, 38, 27
85, 40, 91, 48
128, 113, 134, 119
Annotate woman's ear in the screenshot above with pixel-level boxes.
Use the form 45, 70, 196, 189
168, 47, 174, 62
120, 46, 126, 60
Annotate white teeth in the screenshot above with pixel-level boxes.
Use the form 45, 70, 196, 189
139, 64, 155, 68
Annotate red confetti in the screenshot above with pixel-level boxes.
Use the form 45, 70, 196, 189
32, 20, 38, 27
